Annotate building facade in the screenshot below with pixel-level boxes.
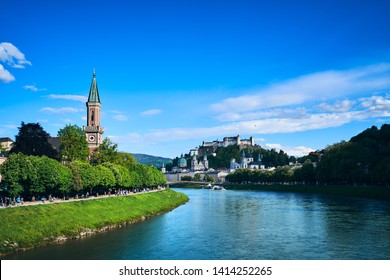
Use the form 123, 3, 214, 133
230, 150, 265, 171
191, 154, 209, 171
0, 137, 13, 152
83, 71, 104, 152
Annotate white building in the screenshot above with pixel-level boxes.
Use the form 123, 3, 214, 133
230, 150, 265, 171
191, 154, 209, 171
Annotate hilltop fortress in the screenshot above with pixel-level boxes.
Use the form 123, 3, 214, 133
165, 135, 262, 182
194, 135, 257, 156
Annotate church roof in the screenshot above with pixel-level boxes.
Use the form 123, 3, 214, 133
48, 137, 61, 151
88, 70, 100, 103
0, 137, 13, 143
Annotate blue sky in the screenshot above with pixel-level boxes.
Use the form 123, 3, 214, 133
1, 0, 390, 158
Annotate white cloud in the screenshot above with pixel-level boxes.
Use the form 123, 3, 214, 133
216, 107, 308, 122
113, 94, 390, 146
47, 94, 87, 102
254, 137, 266, 142
0, 42, 31, 83
140, 109, 162, 116
110, 65, 390, 156
40, 107, 83, 114
212, 63, 390, 117
24, 85, 47, 92
0, 42, 32, 68
264, 143, 314, 157
0, 64, 15, 83
316, 99, 356, 112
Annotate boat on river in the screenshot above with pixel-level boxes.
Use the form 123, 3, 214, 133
211, 185, 226, 191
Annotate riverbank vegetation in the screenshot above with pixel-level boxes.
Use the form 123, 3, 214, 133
0, 189, 188, 256
0, 123, 166, 200
171, 182, 390, 201
226, 124, 390, 187
0, 153, 166, 200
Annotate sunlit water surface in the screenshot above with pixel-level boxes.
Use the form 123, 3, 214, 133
5, 188, 390, 259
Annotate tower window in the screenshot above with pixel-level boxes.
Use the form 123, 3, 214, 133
91, 110, 95, 121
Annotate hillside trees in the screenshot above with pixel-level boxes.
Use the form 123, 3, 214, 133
208, 146, 241, 168
226, 124, 390, 186
315, 124, 390, 185
206, 146, 291, 169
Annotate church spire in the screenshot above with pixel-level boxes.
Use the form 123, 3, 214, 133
88, 70, 100, 103
84, 70, 104, 152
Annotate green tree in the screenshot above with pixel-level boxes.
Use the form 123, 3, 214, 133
29, 156, 72, 197
95, 165, 116, 190
129, 170, 142, 188
181, 175, 192, 181
273, 166, 293, 182
208, 146, 241, 169
294, 160, 315, 183
10, 122, 57, 159
193, 173, 201, 181
66, 162, 83, 193
115, 152, 137, 167
94, 138, 118, 165
0, 153, 36, 197
102, 162, 123, 187
204, 174, 215, 182
117, 165, 131, 188
69, 161, 99, 193
58, 124, 89, 162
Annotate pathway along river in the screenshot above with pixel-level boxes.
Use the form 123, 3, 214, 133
5, 188, 390, 259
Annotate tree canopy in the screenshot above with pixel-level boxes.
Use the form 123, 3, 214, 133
58, 124, 89, 162
94, 138, 118, 165
10, 122, 57, 159
1, 123, 167, 199
226, 124, 390, 186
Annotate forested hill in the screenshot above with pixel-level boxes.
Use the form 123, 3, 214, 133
131, 153, 172, 168
225, 124, 390, 186
315, 124, 390, 185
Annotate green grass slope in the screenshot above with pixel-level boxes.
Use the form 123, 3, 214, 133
0, 189, 188, 256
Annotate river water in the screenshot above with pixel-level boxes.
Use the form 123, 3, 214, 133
4, 188, 390, 259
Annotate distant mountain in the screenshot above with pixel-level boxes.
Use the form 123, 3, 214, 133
131, 153, 172, 168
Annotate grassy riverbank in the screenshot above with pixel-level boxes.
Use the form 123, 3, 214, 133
171, 183, 390, 201
0, 189, 188, 256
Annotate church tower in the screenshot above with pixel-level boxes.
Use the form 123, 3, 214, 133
83, 70, 104, 151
